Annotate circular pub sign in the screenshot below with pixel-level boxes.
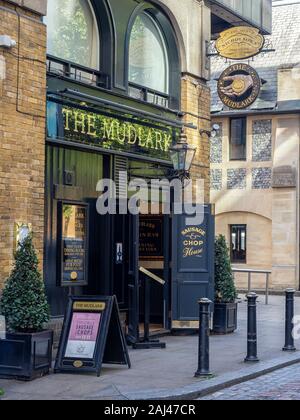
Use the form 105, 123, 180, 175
218, 63, 261, 110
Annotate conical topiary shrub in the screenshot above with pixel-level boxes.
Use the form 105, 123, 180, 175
215, 235, 237, 303
0, 235, 50, 333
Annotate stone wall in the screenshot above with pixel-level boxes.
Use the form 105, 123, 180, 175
252, 120, 272, 162
211, 114, 299, 290
0, 0, 47, 287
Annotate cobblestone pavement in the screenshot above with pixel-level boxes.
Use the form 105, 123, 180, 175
200, 364, 300, 400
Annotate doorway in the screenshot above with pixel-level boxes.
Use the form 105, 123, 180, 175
112, 211, 171, 344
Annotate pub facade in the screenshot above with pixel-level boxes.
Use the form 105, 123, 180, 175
0, 0, 272, 338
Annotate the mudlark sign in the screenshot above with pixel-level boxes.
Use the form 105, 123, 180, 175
218, 63, 261, 109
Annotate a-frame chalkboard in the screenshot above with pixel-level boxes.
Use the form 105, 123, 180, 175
54, 296, 131, 377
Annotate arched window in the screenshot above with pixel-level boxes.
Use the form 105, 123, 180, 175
129, 12, 169, 94
45, 0, 100, 69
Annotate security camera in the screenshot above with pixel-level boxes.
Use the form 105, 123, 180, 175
0, 35, 17, 49
211, 124, 220, 138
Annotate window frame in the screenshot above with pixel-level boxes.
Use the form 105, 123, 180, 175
229, 117, 247, 161
125, 5, 181, 110
230, 224, 247, 264
128, 11, 170, 96
45, 0, 113, 89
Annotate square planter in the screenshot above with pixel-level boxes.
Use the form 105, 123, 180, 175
213, 302, 238, 335
0, 330, 53, 381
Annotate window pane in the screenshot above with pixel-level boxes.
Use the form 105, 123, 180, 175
129, 13, 169, 94
45, 0, 99, 69
231, 225, 247, 263
230, 118, 247, 160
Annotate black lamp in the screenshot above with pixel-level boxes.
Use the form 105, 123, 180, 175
170, 128, 196, 180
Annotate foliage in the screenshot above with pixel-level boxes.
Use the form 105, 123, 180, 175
0, 236, 50, 333
215, 235, 238, 304
48, 0, 95, 67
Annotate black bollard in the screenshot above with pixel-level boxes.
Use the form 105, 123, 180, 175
283, 289, 296, 352
195, 298, 213, 378
245, 293, 260, 363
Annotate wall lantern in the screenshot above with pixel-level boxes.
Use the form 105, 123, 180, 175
169, 128, 197, 180
14, 222, 32, 252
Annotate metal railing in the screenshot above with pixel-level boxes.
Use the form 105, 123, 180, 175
232, 268, 272, 305
47, 55, 110, 89
128, 82, 170, 108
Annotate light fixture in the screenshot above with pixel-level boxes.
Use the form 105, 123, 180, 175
0, 35, 16, 49
169, 128, 197, 180
200, 124, 220, 138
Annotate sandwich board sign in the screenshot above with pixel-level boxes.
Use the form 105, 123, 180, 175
54, 296, 131, 377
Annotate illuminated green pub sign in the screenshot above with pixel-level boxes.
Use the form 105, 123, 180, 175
47, 101, 177, 161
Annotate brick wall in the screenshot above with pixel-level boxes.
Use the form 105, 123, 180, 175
0, 0, 46, 287
181, 74, 211, 204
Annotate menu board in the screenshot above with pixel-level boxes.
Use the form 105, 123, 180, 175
60, 203, 88, 287
54, 296, 131, 377
139, 216, 164, 260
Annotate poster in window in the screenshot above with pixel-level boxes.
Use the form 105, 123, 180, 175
60, 204, 88, 287
65, 313, 101, 359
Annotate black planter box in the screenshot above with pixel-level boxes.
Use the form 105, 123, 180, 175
213, 302, 238, 335
0, 330, 53, 381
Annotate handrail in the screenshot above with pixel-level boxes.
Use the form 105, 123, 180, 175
232, 267, 272, 305
139, 267, 166, 286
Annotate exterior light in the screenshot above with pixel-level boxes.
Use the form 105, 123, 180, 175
0, 35, 16, 49
170, 128, 197, 180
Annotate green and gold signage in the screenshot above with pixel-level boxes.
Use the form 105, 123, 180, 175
47, 101, 177, 161
216, 27, 265, 60
181, 227, 206, 259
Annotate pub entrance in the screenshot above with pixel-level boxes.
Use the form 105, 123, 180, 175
113, 212, 171, 344
45, 144, 172, 337
45, 144, 215, 336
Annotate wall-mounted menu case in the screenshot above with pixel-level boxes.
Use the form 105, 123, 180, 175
58, 202, 89, 287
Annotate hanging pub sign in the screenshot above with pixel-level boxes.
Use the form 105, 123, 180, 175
218, 63, 261, 110
216, 26, 265, 60
57, 202, 89, 287
54, 296, 131, 377
139, 216, 164, 260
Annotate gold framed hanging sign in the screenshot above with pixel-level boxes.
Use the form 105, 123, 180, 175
217, 63, 261, 110
216, 27, 265, 60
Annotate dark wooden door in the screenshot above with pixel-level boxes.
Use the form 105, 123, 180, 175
172, 205, 215, 322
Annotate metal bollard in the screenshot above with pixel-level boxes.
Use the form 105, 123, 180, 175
195, 298, 213, 378
283, 289, 296, 352
245, 293, 260, 363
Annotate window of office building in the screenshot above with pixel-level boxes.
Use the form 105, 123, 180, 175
231, 225, 247, 263
230, 118, 247, 161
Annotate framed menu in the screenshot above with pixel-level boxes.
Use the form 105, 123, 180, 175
57, 202, 89, 287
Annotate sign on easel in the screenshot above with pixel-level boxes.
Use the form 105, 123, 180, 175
54, 296, 131, 377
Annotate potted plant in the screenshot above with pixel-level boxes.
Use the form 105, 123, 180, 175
0, 235, 53, 381
213, 235, 238, 335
